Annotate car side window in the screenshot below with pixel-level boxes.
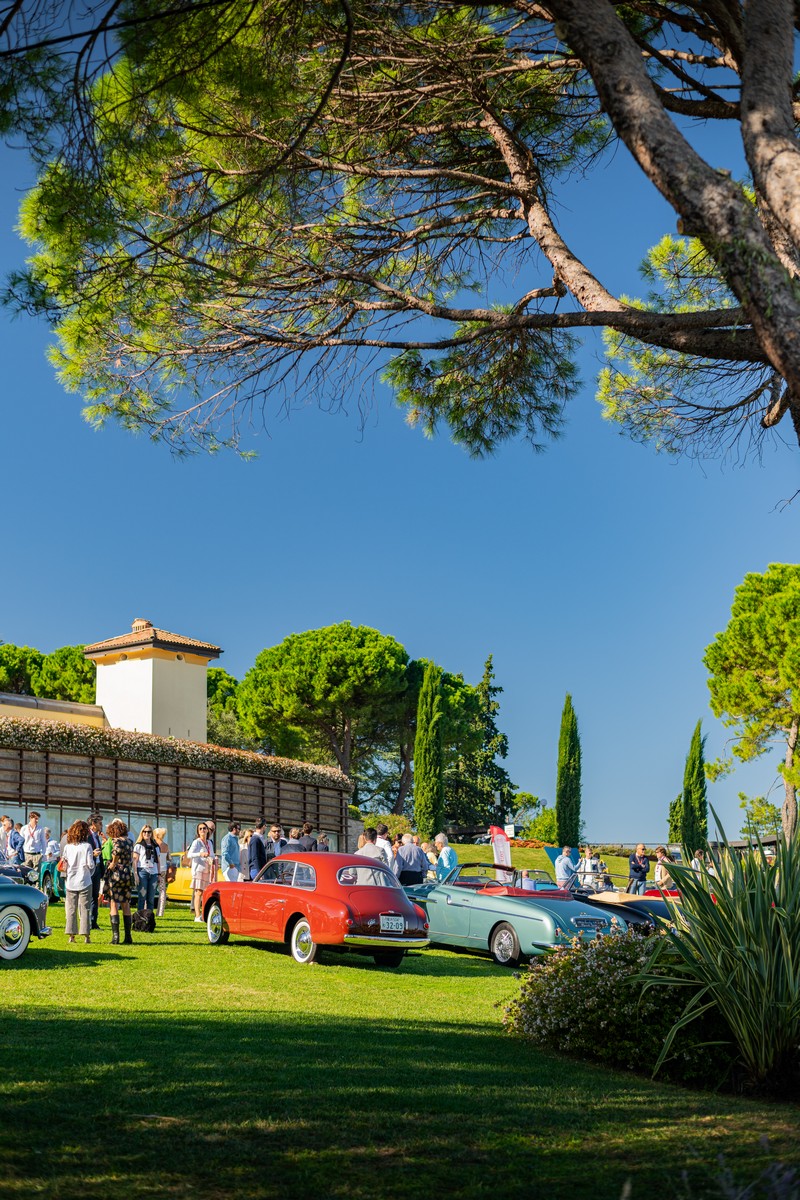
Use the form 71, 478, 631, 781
260, 860, 296, 886
293, 863, 316, 890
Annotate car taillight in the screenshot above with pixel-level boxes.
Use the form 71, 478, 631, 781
346, 918, 354, 927
423, 921, 429, 930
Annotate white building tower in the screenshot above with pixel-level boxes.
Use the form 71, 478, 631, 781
84, 618, 222, 742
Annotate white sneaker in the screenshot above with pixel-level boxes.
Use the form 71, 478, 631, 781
194, 917, 204, 923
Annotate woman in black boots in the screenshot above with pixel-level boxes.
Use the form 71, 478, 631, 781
104, 819, 135, 944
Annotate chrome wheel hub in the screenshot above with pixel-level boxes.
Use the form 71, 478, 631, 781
295, 925, 313, 960
0, 913, 24, 950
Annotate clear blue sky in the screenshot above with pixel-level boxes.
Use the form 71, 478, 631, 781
1, 129, 797, 843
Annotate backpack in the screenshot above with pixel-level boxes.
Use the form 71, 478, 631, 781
132, 909, 156, 933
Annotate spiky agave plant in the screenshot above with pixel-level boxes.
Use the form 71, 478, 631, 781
639, 817, 800, 1092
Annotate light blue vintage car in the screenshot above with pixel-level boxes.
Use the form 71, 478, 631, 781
405, 861, 629, 966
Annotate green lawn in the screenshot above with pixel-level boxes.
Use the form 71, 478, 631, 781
1, 900, 797, 1200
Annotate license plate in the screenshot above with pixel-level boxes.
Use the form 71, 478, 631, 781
380, 914, 404, 933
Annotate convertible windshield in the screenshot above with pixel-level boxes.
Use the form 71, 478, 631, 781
336, 865, 402, 889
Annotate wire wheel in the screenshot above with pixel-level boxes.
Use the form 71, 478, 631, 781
490, 922, 520, 967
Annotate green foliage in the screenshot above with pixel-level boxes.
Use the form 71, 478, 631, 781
0, 643, 44, 694
739, 793, 782, 840
668, 793, 683, 844
33, 644, 96, 704
413, 661, 444, 841
522, 805, 558, 843
678, 720, 709, 851
503, 932, 731, 1087
206, 702, 251, 751
512, 791, 542, 824
555, 694, 581, 846
384, 326, 579, 459
640, 826, 800, 1093
207, 667, 239, 712
445, 655, 514, 826
370, 813, 412, 840
598, 232, 769, 457
704, 564, 800, 837
238, 622, 410, 785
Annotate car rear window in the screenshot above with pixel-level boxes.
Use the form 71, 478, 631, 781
336, 865, 402, 889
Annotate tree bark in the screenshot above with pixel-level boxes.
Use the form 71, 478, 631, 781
741, 0, 800, 252
546, 0, 800, 402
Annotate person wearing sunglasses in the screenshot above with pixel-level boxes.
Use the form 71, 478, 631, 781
187, 822, 216, 923
134, 825, 160, 914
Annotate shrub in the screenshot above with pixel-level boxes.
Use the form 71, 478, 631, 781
370, 812, 412, 839
503, 932, 731, 1088
522, 806, 558, 842
640, 825, 800, 1095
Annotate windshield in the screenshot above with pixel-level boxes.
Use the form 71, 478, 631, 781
336, 865, 402, 889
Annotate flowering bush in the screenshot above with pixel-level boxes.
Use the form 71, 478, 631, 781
0, 716, 352, 792
502, 932, 731, 1088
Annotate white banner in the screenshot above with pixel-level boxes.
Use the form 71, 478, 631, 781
489, 825, 513, 883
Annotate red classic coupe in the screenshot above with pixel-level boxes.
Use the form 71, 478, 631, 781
202, 852, 430, 966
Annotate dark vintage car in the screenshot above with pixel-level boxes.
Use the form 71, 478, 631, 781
0, 862, 41, 888
406, 862, 630, 966
202, 852, 430, 967
0, 878, 52, 962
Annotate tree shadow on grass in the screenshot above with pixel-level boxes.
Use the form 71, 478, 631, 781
1, 1010, 798, 1200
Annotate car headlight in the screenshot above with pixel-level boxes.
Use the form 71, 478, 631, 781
27, 870, 39, 884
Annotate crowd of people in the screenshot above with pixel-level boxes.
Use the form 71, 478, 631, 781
3, 808, 720, 948
552, 842, 714, 893
353, 825, 457, 885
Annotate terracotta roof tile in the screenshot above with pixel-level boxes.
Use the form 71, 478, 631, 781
85, 622, 221, 658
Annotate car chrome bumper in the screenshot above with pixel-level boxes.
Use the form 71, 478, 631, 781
343, 934, 430, 948
37, 926, 53, 939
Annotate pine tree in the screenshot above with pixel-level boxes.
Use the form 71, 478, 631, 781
413, 662, 445, 840
555, 694, 582, 846
680, 720, 708, 851
444, 654, 515, 825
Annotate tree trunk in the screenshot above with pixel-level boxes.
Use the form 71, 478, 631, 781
782, 717, 799, 839
393, 742, 413, 815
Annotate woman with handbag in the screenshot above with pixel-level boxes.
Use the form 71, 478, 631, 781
187, 822, 216, 924
105, 819, 135, 944
62, 820, 94, 944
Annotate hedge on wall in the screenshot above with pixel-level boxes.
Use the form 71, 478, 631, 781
0, 716, 352, 793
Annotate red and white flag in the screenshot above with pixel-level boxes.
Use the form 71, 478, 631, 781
489, 825, 513, 883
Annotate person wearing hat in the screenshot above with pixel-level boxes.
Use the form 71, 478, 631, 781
221, 821, 242, 882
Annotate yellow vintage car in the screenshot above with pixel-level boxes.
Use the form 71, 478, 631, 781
165, 852, 223, 902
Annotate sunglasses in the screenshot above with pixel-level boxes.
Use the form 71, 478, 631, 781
198, 825, 209, 831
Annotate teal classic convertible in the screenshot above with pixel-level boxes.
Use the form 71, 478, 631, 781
405, 862, 629, 965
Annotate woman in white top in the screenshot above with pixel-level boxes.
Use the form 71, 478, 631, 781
133, 825, 161, 913
63, 819, 95, 944
187, 822, 216, 923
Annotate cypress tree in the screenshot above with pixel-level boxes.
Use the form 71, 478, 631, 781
667, 793, 683, 843
681, 720, 708, 851
555, 693, 582, 846
413, 661, 445, 839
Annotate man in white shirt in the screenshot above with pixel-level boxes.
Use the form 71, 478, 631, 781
375, 823, 396, 873
21, 811, 47, 868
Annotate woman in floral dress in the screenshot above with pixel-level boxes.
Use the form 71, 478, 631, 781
105, 818, 135, 944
